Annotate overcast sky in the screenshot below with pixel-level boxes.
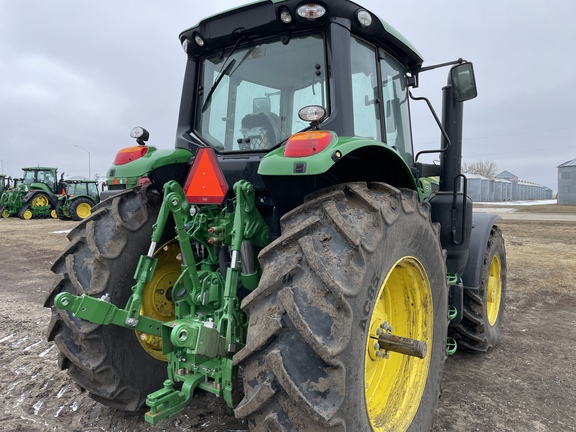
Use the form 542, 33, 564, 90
1, 1, 575, 193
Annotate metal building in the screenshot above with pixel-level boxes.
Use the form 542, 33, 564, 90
558, 158, 576, 205
496, 171, 519, 200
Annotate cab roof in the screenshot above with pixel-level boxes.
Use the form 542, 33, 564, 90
180, 0, 423, 70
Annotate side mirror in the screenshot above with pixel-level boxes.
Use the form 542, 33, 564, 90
451, 62, 477, 102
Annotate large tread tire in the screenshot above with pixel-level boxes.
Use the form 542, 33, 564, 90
44, 184, 166, 411
234, 182, 448, 431
450, 226, 506, 352
69, 197, 94, 221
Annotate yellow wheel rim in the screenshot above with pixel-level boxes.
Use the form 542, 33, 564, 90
32, 194, 49, 207
364, 257, 433, 430
50, 209, 57, 219
486, 255, 502, 326
135, 240, 181, 361
76, 202, 92, 219
23, 210, 33, 220
1, 210, 9, 218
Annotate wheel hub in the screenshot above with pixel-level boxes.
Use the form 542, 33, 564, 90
486, 255, 502, 326
135, 240, 181, 361
364, 257, 433, 430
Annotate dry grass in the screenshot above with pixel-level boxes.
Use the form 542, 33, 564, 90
475, 203, 576, 213
498, 219, 576, 293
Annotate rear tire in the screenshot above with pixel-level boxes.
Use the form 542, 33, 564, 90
69, 197, 94, 221
450, 226, 506, 352
44, 184, 166, 411
234, 182, 448, 431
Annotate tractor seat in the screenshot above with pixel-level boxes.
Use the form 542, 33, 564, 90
239, 112, 285, 150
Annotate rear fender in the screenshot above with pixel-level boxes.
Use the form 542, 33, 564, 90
24, 189, 59, 207
106, 147, 193, 189
460, 213, 501, 290
258, 134, 417, 215
259, 133, 414, 181
29, 182, 52, 194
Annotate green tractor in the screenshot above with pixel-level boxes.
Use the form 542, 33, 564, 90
0, 174, 10, 195
1, 167, 64, 219
46, 1, 506, 430
0, 177, 21, 218
56, 179, 100, 221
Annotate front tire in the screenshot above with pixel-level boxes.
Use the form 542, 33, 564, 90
234, 182, 448, 431
44, 184, 166, 411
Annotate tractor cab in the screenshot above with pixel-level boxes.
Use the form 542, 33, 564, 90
177, 0, 476, 223
22, 167, 57, 188
20, 167, 61, 194
62, 179, 100, 203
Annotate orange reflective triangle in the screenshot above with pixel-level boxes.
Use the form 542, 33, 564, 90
184, 147, 228, 204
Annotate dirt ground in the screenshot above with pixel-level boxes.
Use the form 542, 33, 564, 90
0, 211, 575, 431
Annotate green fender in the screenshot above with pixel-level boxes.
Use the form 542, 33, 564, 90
106, 147, 194, 189
29, 182, 53, 194
258, 132, 418, 190
24, 188, 59, 207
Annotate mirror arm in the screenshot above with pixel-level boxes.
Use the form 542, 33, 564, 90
413, 58, 467, 74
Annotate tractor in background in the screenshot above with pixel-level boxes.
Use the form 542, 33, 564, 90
0, 174, 10, 195
0, 167, 64, 219
56, 179, 100, 221
47, 1, 506, 430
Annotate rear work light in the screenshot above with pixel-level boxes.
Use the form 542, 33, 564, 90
114, 146, 149, 165
284, 131, 332, 158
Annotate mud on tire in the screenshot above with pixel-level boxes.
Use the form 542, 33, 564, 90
233, 182, 449, 431
44, 184, 166, 411
450, 226, 506, 352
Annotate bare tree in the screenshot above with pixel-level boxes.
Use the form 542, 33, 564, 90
462, 160, 498, 178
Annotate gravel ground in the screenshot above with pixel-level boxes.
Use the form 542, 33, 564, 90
0, 215, 574, 431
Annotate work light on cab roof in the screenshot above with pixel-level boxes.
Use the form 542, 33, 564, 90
356, 9, 372, 27
279, 8, 293, 23
296, 4, 326, 20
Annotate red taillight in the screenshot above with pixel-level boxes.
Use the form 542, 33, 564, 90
114, 146, 148, 165
137, 177, 151, 186
184, 147, 229, 205
283, 131, 332, 157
